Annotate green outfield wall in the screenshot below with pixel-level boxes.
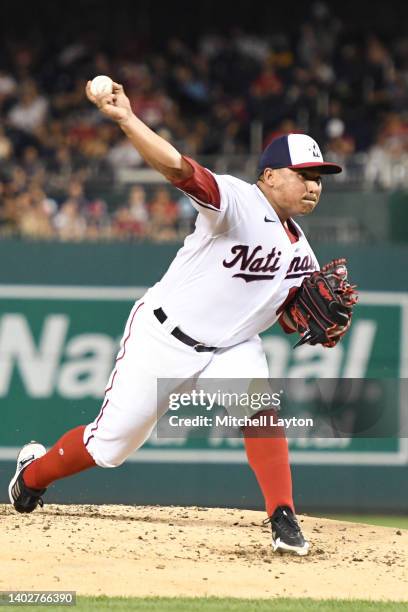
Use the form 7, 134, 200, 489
0, 239, 408, 290
1, 240, 408, 512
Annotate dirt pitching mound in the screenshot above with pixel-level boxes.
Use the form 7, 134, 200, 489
1, 504, 407, 601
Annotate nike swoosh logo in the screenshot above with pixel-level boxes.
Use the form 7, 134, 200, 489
19, 456, 34, 468
264, 216, 276, 223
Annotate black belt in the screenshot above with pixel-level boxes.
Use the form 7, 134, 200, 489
153, 308, 217, 352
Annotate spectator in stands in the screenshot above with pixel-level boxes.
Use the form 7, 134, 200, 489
8, 80, 48, 135
0, 127, 14, 169
46, 146, 77, 195
21, 146, 46, 181
0, 196, 19, 236
365, 113, 408, 189
54, 200, 87, 241
8, 167, 29, 197
148, 187, 179, 242
107, 136, 143, 172
112, 205, 144, 240
0, 69, 17, 109
84, 199, 111, 240
128, 74, 172, 129
18, 188, 55, 240
128, 186, 149, 228
62, 179, 89, 212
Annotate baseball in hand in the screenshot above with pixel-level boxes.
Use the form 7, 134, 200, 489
90, 75, 113, 96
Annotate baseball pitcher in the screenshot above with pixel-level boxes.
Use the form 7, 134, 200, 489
9, 80, 357, 556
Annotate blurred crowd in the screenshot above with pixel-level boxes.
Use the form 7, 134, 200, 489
1, 2, 408, 241
0, 179, 197, 241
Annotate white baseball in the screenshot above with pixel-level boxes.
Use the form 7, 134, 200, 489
90, 75, 113, 96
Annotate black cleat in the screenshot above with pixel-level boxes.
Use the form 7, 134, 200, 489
266, 505, 310, 556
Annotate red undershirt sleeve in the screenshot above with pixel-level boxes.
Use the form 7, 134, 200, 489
170, 155, 221, 211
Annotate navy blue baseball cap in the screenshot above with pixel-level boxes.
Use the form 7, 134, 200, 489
258, 134, 342, 174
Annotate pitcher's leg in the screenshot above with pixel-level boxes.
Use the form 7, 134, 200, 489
8, 300, 152, 512
242, 415, 293, 515
9, 299, 211, 512
198, 335, 294, 512
21, 300, 151, 484
22, 369, 162, 490
83, 373, 161, 468
22, 425, 96, 489
82, 302, 212, 468
198, 335, 307, 554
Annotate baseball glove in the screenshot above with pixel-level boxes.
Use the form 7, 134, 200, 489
281, 258, 358, 348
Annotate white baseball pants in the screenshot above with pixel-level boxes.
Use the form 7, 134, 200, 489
84, 298, 269, 468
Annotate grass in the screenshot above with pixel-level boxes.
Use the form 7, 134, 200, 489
321, 515, 408, 529
4, 598, 408, 612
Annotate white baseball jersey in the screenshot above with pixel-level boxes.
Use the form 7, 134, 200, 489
84, 158, 320, 468
146, 165, 319, 348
